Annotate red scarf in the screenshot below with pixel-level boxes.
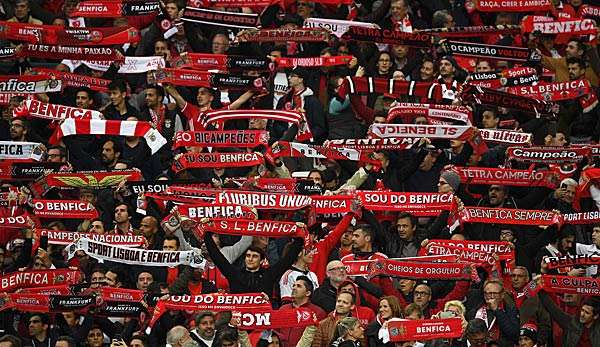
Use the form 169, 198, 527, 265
218, 190, 312, 210
453, 166, 559, 188
173, 130, 269, 149
367, 258, 478, 281
14, 44, 124, 61
72, 0, 161, 17
39, 229, 145, 247
479, 129, 532, 145
236, 28, 330, 43
476, 0, 552, 12
325, 138, 417, 150
387, 103, 472, 125
521, 16, 597, 36
275, 56, 352, 68
31, 199, 98, 219
541, 275, 600, 295
545, 254, 600, 269
0, 269, 81, 292
14, 99, 102, 121
507, 79, 591, 101
357, 191, 454, 216
506, 146, 591, 165
386, 318, 463, 342
31, 68, 110, 91
172, 53, 272, 71
178, 202, 257, 220
458, 206, 561, 226
171, 152, 264, 173
340, 27, 431, 47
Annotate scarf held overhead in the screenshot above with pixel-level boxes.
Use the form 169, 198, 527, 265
171, 152, 264, 173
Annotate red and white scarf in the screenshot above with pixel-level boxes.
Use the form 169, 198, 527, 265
14, 99, 102, 121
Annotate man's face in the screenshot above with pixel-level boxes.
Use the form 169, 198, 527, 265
488, 186, 506, 206
413, 284, 431, 308
164, 2, 179, 18
335, 292, 354, 315
198, 316, 216, 339
326, 261, 348, 283
245, 250, 262, 270
28, 316, 45, 336
76, 91, 93, 109
10, 119, 26, 140
438, 177, 453, 194
568, 63, 585, 80
565, 41, 582, 58
212, 35, 229, 54
341, 230, 353, 247
482, 111, 499, 129
592, 227, 600, 247
137, 272, 153, 291
90, 271, 105, 288
484, 283, 503, 307
105, 271, 120, 287
292, 279, 309, 300
399, 279, 415, 294
46, 148, 64, 163
101, 141, 118, 165
476, 61, 492, 73
467, 331, 488, 347
511, 268, 529, 290
396, 217, 415, 240
145, 88, 161, 108
15, 1, 29, 19
392, 45, 408, 59
500, 229, 515, 243
377, 53, 392, 73
196, 88, 214, 108
390, 0, 406, 20
308, 172, 323, 186
419, 152, 438, 171
114, 205, 129, 224
580, 305, 598, 325
139, 217, 157, 238
420, 61, 435, 81
373, 116, 387, 124
560, 235, 575, 253
154, 41, 170, 59
561, 184, 576, 204
439, 59, 455, 78
109, 88, 125, 106
90, 220, 104, 234
129, 339, 145, 347
248, 118, 267, 130
518, 336, 535, 347
351, 230, 369, 249
163, 239, 178, 251
296, 1, 313, 18
288, 74, 303, 88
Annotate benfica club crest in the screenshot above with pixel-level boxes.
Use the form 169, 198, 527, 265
390, 324, 407, 337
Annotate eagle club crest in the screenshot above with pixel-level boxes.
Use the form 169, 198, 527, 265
390, 323, 407, 337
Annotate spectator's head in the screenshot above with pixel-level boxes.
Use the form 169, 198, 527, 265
465, 318, 489, 347
108, 80, 127, 107
444, 300, 466, 318
195, 311, 216, 340
518, 323, 537, 347
105, 267, 124, 288
373, 113, 388, 124
212, 33, 230, 54
391, 44, 409, 60
101, 139, 121, 167
376, 51, 393, 75
164, 0, 182, 19
398, 278, 416, 295
75, 87, 94, 109
378, 296, 402, 320
162, 235, 180, 251
296, 1, 314, 19
55, 336, 76, 347
488, 185, 507, 207
372, 151, 391, 170
288, 67, 308, 90
438, 56, 457, 80
351, 224, 373, 252
395, 212, 416, 241
0, 335, 21, 347
567, 56, 586, 81
166, 325, 194, 347
557, 226, 575, 253
432, 9, 454, 28
307, 170, 323, 186
438, 171, 460, 193
483, 279, 505, 309
481, 108, 499, 129
404, 303, 424, 319
333, 317, 364, 342
90, 267, 106, 288
292, 275, 314, 303
46, 145, 67, 163
593, 224, 600, 248
145, 85, 165, 109
88, 218, 105, 234
248, 117, 267, 130
412, 284, 432, 309
114, 203, 131, 226
136, 271, 154, 291
139, 216, 159, 239
196, 87, 215, 109
335, 291, 356, 316
244, 246, 266, 271
544, 131, 567, 146
557, 178, 577, 204
390, 0, 408, 21
340, 227, 354, 249
10, 117, 28, 141
565, 38, 585, 58
475, 60, 493, 73
154, 39, 171, 60
580, 299, 600, 327
215, 328, 241, 347
28, 314, 49, 341
129, 335, 149, 347
326, 260, 348, 286
419, 57, 437, 82
511, 266, 530, 291
14, 0, 31, 21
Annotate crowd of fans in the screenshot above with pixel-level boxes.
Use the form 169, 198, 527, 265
0, 0, 600, 346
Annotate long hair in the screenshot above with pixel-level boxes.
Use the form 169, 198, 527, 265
379, 296, 403, 319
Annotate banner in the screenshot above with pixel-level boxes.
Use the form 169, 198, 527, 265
341, 27, 432, 47
368, 258, 478, 281
386, 318, 464, 342
303, 18, 380, 38
0, 269, 81, 292
0, 141, 45, 161
425, 239, 514, 260
541, 275, 600, 296
154, 68, 264, 90
387, 103, 472, 125
77, 56, 165, 74
357, 191, 454, 216
40, 229, 145, 247
0, 74, 61, 93
72, 0, 161, 17
32, 199, 98, 219
66, 238, 206, 268
476, 0, 552, 12
461, 84, 554, 116
506, 146, 591, 164
545, 254, 600, 269
521, 16, 598, 36
479, 129, 532, 145
173, 130, 269, 149
171, 152, 264, 173
580, 5, 600, 20
452, 166, 558, 188
172, 53, 272, 71
182, 7, 259, 28
49, 118, 167, 155
445, 41, 530, 62
0, 22, 139, 45
14, 99, 102, 121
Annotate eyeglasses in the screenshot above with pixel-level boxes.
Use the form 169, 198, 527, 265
484, 291, 502, 297
378, 59, 391, 62
414, 291, 431, 297
29, 319, 41, 324
33, 262, 44, 267
327, 266, 346, 272
10, 123, 24, 128
438, 181, 448, 186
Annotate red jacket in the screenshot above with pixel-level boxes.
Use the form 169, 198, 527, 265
276, 301, 327, 346
310, 212, 355, 283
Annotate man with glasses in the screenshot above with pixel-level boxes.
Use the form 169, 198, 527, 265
167, 325, 198, 347
467, 279, 520, 347
464, 318, 490, 347
9, 117, 28, 142
312, 260, 349, 312
25, 314, 57, 347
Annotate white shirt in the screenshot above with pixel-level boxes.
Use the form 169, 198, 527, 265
576, 242, 600, 277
